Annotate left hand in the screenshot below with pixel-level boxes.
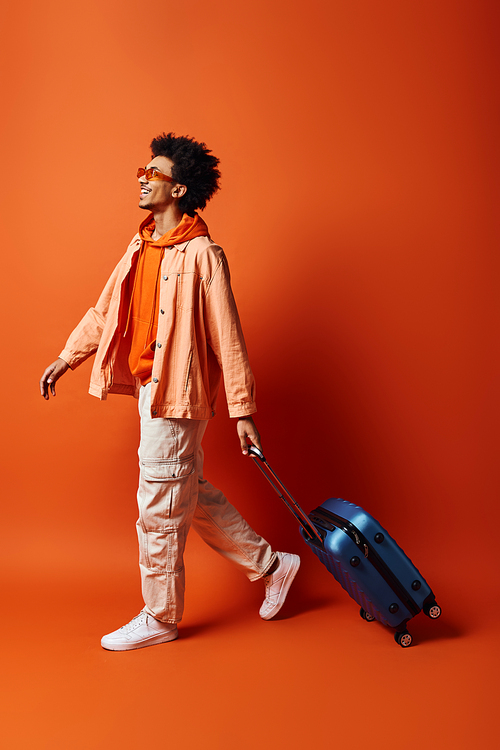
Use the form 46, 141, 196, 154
236, 416, 262, 455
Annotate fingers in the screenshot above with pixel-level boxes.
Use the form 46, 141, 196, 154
239, 434, 248, 455
40, 359, 69, 399
247, 429, 263, 453
40, 365, 55, 399
237, 417, 262, 455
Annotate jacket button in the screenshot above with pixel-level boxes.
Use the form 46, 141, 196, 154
152, 409, 157, 416
160, 309, 164, 314
153, 377, 158, 383
163, 275, 168, 281
157, 343, 162, 348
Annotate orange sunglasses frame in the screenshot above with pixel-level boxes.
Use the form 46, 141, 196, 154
137, 167, 174, 183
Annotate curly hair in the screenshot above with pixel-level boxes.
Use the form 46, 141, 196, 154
150, 132, 221, 216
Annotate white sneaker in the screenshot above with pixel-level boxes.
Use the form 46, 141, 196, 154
259, 552, 301, 620
101, 611, 178, 651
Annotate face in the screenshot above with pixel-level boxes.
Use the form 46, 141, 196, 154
138, 156, 184, 212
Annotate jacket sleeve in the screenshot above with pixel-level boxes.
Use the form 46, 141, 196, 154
59, 253, 127, 370
204, 249, 257, 418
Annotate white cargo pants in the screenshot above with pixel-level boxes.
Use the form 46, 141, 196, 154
136, 383, 276, 623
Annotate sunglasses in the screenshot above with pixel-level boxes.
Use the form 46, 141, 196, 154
137, 167, 174, 183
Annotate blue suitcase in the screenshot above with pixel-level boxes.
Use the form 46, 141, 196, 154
249, 446, 441, 647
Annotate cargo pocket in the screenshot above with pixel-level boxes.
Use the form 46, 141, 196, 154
141, 454, 195, 482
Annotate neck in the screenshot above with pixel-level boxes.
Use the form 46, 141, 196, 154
151, 204, 184, 240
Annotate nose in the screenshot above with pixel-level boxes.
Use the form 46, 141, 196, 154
137, 168, 150, 184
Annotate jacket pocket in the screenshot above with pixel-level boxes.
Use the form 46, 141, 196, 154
141, 454, 195, 482
176, 272, 202, 311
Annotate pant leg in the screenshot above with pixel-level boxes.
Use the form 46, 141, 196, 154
192, 443, 277, 581
136, 384, 207, 623
136, 384, 276, 623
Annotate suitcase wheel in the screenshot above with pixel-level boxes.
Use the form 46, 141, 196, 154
423, 601, 442, 619
359, 607, 376, 622
394, 630, 413, 648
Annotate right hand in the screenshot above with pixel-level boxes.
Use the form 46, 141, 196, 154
40, 358, 70, 400
236, 416, 262, 455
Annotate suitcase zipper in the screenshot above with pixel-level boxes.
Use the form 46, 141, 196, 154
309, 507, 421, 616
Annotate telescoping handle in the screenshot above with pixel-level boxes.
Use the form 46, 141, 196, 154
248, 446, 324, 545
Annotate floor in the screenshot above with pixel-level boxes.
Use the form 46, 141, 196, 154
1, 527, 497, 750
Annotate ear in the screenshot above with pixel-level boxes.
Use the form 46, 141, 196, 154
172, 184, 187, 199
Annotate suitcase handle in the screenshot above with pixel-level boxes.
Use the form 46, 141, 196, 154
248, 445, 324, 545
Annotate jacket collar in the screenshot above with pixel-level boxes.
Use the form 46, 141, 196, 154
131, 235, 205, 253
171, 240, 191, 253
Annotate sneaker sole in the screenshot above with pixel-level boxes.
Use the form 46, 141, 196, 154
101, 629, 178, 651
260, 554, 301, 621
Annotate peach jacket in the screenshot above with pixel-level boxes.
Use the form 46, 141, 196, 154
59, 234, 257, 420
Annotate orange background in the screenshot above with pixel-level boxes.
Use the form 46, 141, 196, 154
1, 1, 499, 747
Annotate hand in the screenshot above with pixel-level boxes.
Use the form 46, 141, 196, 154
236, 416, 262, 455
40, 358, 70, 400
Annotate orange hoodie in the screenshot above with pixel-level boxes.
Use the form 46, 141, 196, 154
127, 212, 209, 385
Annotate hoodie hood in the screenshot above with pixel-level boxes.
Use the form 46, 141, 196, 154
139, 211, 209, 246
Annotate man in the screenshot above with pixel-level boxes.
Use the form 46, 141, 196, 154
40, 133, 300, 651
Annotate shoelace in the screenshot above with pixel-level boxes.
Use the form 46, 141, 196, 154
120, 613, 147, 633
264, 566, 288, 597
